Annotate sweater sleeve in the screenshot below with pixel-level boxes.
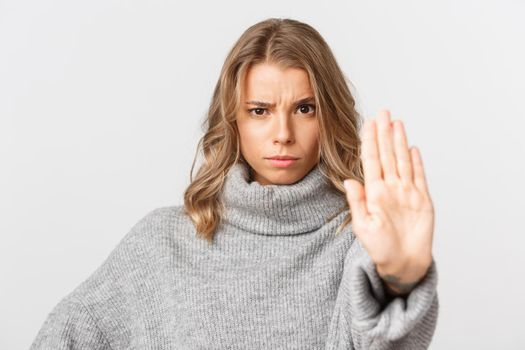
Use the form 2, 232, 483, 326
29, 294, 112, 350
326, 237, 439, 349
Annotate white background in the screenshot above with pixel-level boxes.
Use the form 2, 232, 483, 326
1, 0, 524, 348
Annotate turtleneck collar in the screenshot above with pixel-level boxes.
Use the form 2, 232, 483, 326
220, 161, 348, 236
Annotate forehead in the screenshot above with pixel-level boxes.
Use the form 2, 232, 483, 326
241, 63, 313, 98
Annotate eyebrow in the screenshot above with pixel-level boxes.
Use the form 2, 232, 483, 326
245, 96, 315, 108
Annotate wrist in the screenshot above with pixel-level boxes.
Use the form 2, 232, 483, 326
376, 258, 432, 296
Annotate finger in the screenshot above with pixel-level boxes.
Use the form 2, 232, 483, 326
343, 179, 369, 230
360, 119, 382, 183
410, 146, 429, 193
393, 120, 413, 184
376, 109, 398, 182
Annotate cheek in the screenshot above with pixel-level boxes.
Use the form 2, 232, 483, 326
302, 131, 320, 161
307, 138, 320, 156
237, 123, 264, 154
302, 125, 320, 150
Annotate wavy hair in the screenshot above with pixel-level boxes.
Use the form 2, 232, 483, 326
183, 18, 364, 243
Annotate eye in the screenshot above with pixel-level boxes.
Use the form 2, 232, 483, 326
297, 104, 316, 115
247, 108, 267, 117
247, 104, 316, 118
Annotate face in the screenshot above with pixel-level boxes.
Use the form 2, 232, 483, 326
235, 63, 320, 186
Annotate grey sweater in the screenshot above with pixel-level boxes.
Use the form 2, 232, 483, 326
30, 162, 439, 349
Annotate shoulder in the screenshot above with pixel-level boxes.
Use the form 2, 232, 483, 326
33, 205, 192, 347
69, 204, 189, 299
130, 204, 186, 235
107, 203, 190, 254
117, 204, 189, 246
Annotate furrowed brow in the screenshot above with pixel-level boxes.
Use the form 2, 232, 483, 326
245, 96, 315, 107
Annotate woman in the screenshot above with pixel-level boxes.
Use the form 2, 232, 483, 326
31, 18, 438, 349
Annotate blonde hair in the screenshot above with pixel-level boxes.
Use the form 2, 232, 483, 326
183, 18, 364, 243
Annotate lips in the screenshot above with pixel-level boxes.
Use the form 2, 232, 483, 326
266, 156, 299, 160
266, 157, 298, 168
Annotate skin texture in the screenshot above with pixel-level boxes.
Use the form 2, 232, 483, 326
235, 63, 434, 296
235, 63, 320, 186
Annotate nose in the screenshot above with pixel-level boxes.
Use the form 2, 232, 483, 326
273, 113, 294, 145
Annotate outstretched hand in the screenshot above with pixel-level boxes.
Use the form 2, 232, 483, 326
343, 109, 434, 296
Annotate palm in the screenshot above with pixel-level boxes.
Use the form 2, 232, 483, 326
357, 177, 434, 268
344, 109, 434, 282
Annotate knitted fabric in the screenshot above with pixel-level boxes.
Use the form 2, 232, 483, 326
30, 161, 439, 349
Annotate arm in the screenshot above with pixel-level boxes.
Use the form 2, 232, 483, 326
335, 110, 439, 348
29, 294, 112, 350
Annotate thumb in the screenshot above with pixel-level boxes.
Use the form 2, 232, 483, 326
343, 179, 368, 228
